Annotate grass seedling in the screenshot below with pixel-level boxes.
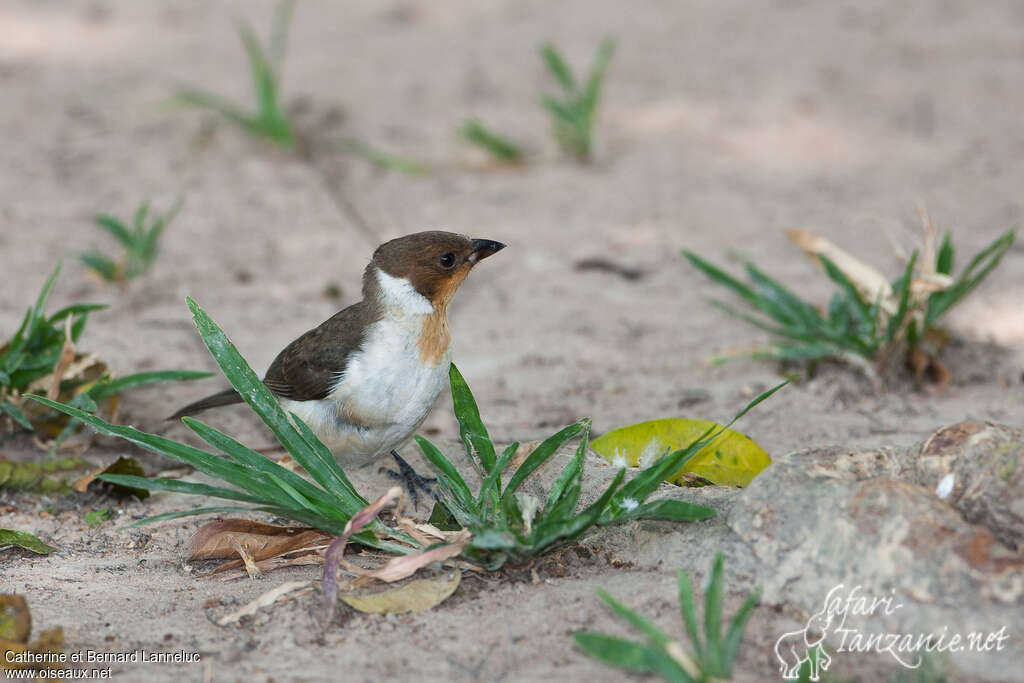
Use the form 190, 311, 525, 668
416, 366, 785, 570
174, 0, 295, 146
80, 199, 182, 281
684, 228, 1015, 378
27, 298, 414, 554
539, 37, 616, 161
1, 264, 209, 440
574, 553, 761, 682
458, 119, 526, 164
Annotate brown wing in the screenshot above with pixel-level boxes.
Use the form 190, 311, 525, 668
263, 300, 379, 401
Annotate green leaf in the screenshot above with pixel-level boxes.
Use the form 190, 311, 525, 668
25, 394, 297, 509
621, 499, 716, 523
500, 419, 587, 502
86, 370, 213, 401
885, 250, 917, 343
703, 553, 725, 675
678, 569, 703, 662
120, 505, 262, 529
539, 43, 577, 94
572, 633, 691, 681
414, 435, 479, 526
458, 119, 525, 163
182, 417, 347, 521
186, 297, 364, 514
477, 441, 519, 509
590, 417, 771, 487
597, 589, 671, 647
935, 232, 954, 276
93, 215, 133, 247
0, 528, 56, 554
925, 229, 1015, 327
0, 401, 32, 430
97, 474, 262, 504
448, 364, 497, 473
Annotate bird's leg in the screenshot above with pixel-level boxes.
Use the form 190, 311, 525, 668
381, 449, 438, 510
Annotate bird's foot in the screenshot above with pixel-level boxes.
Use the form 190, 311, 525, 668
381, 450, 439, 511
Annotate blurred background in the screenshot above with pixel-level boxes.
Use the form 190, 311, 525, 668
2, 0, 1022, 453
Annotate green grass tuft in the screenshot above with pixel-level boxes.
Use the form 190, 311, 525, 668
684, 228, 1015, 369
458, 119, 526, 163
174, 0, 295, 146
1, 264, 208, 441
81, 199, 182, 281
417, 365, 784, 570
539, 37, 616, 162
575, 553, 761, 681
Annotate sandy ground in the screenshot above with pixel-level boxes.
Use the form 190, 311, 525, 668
2, 1, 1023, 681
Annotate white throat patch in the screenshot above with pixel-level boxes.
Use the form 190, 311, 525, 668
375, 267, 434, 315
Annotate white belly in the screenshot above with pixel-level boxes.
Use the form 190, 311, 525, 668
279, 315, 449, 468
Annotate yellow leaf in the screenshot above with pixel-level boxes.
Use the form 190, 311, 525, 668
340, 570, 461, 614
590, 418, 771, 487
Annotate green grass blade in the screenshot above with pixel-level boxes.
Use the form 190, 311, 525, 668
120, 505, 259, 529
97, 474, 262, 504
925, 228, 1015, 326
540, 95, 577, 125
935, 232, 954, 275
79, 252, 121, 281
884, 250, 917, 343
744, 263, 824, 329
598, 589, 671, 647
458, 120, 525, 162
621, 499, 716, 523
448, 364, 497, 473
93, 215, 133, 247
683, 251, 762, 309
532, 468, 623, 550
25, 394, 296, 508
47, 304, 106, 326
678, 569, 703, 662
542, 431, 586, 516
818, 255, 871, 323
289, 413, 365, 507
703, 553, 725, 675
500, 419, 587, 503
267, 472, 320, 514
414, 435, 478, 521
181, 416, 348, 520
186, 297, 364, 512
539, 43, 577, 94
477, 441, 519, 508
87, 370, 213, 401
573, 633, 692, 680
173, 88, 259, 132
0, 401, 32, 430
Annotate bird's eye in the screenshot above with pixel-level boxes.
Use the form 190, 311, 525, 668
439, 252, 456, 269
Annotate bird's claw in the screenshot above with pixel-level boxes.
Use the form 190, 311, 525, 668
382, 450, 439, 510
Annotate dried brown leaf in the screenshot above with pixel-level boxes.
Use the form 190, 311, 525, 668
188, 519, 331, 563
340, 569, 461, 614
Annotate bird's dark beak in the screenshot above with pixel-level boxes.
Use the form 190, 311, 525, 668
468, 238, 506, 264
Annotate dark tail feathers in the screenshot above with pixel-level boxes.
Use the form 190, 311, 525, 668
167, 388, 243, 421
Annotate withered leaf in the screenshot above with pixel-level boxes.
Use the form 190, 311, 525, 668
340, 569, 461, 614
72, 456, 150, 499
188, 519, 330, 562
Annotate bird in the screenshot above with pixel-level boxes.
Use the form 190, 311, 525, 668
169, 230, 505, 503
